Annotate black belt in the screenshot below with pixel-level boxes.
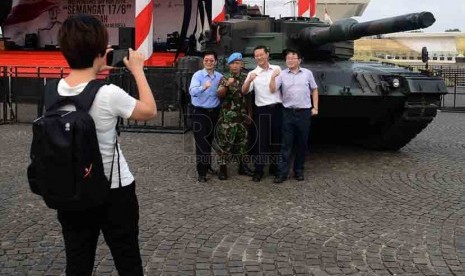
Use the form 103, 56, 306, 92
286, 107, 310, 112
265, 103, 282, 108
194, 106, 219, 113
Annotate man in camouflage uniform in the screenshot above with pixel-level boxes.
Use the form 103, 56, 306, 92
216, 52, 254, 180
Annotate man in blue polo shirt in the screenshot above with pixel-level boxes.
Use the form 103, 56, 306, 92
270, 49, 319, 183
189, 50, 223, 182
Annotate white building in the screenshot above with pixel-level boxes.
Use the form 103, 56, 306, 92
383, 32, 465, 63
242, 0, 370, 20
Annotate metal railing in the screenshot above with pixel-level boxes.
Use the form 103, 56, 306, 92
402, 64, 465, 111
1, 63, 463, 128
0, 66, 7, 124
108, 67, 193, 133
0, 65, 194, 133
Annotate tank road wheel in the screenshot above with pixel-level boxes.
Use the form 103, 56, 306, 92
361, 115, 434, 151
360, 94, 442, 151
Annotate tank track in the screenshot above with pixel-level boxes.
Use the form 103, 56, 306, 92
362, 93, 442, 151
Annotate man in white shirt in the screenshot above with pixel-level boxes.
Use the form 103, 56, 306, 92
242, 45, 283, 182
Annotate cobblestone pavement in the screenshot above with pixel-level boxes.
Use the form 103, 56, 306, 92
1, 112, 465, 276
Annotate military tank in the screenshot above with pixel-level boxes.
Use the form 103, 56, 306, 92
179, 11, 447, 150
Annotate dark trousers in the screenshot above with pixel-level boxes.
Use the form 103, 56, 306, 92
253, 103, 282, 173
278, 108, 312, 177
192, 106, 219, 176
57, 182, 142, 276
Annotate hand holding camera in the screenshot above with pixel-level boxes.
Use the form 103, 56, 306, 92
123, 49, 146, 74
106, 48, 129, 67
106, 48, 146, 70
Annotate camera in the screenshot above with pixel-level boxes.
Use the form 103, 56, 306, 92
106, 49, 129, 67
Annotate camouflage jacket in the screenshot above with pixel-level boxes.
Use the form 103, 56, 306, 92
218, 71, 251, 124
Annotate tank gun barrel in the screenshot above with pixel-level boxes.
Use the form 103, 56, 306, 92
300, 12, 435, 46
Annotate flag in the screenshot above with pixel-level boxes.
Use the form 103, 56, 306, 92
324, 8, 333, 24
213, 0, 225, 22
309, 0, 316, 17
4, 0, 60, 47
298, 0, 317, 17
135, 0, 153, 60
4, 0, 56, 26
298, 0, 308, 17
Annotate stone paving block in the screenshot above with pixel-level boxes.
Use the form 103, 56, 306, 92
1, 113, 465, 275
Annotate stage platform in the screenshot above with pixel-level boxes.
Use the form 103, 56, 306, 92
0, 50, 192, 131
0, 50, 182, 68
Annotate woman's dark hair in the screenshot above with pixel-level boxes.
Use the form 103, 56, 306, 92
58, 14, 108, 69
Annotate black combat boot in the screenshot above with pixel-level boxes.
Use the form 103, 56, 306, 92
238, 162, 254, 176
218, 165, 228, 180
252, 171, 264, 182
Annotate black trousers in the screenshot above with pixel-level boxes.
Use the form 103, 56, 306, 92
57, 182, 142, 276
253, 103, 283, 173
192, 106, 219, 176
278, 108, 312, 177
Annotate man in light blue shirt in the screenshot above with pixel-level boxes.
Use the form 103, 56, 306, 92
189, 50, 223, 182
270, 49, 319, 183
189, 60, 222, 108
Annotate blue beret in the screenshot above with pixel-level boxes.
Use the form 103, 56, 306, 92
227, 52, 242, 64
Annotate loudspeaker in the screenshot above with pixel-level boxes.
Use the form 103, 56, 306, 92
118, 27, 135, 49
25, 33, 38, 49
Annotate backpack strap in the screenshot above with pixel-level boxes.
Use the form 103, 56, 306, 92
44, 79, 109, 112
73, 80, 109, 111
109, 135, 123, 188
44, 79, 61, 112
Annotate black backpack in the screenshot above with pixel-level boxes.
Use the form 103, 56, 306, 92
27, 79, 114, 211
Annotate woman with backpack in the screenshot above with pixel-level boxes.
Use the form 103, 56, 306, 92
54, 14, 156, 275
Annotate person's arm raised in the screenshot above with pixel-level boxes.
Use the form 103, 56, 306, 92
242, 72, 256, 95
124, 49, 157, 121
269, 68, 281, 93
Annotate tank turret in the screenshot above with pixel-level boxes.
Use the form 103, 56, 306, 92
213, 12, 435, 60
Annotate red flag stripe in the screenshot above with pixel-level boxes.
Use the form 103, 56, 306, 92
298, 0, 317, 17
135, 3, 153, 50
310, 0, 317, 17
298, 0, 309, 16
213, 7, 225, 23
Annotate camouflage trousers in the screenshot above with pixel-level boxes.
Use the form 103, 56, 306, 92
215, 122, 250, 165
